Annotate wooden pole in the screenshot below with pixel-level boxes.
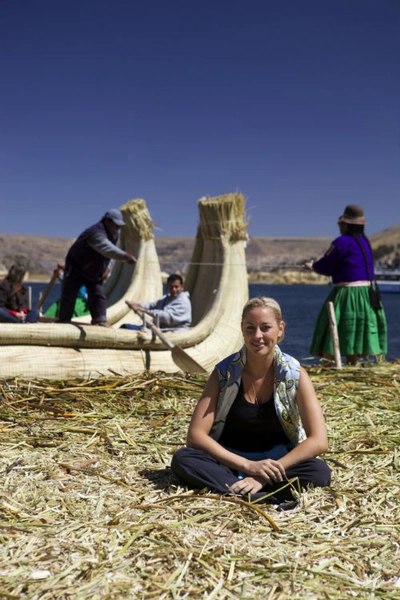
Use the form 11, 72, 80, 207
126, 301, 207, 374
36, 272, 59, 310
327, 301, 342, 369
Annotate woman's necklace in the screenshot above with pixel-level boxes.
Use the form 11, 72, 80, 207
244, 364, 274, 405
249, 381, 260, 405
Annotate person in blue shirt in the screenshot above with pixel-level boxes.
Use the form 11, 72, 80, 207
43, 264, 90, 319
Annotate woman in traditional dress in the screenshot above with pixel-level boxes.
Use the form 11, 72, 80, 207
304, 204, 387, 365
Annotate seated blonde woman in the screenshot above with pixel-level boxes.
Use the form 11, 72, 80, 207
172, 296, 331, 509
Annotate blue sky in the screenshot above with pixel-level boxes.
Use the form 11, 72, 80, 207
1, 0, 399, 240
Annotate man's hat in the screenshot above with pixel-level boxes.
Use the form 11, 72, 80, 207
104, 209, 126, 227
338, 204, 367, 225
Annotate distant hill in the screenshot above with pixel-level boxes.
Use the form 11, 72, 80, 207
369, 224, 400, 266
370, 224, 400, 248
0, 224, 399, 278
0, 233, 75, 277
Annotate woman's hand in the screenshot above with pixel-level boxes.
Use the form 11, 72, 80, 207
244, 458, 286, 485
230, 476, 265, 495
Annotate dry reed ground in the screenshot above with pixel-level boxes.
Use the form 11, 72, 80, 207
0, 364, 399, 600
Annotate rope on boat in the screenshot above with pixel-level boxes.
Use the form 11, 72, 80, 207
144, 261, 305, 268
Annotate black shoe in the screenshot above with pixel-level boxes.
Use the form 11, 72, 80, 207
273, 499, 299, 512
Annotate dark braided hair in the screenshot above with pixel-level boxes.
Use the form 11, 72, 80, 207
346, 223, 374, 254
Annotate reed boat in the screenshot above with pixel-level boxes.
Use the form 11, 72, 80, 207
0, 193, 249, 379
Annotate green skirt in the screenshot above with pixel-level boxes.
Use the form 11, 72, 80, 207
43, 297, 90, 319
310, 286, 387, 357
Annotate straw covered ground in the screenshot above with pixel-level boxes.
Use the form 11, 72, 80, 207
0, 363, 399, 599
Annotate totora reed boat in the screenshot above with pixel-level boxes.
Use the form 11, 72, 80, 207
0, 193, 249, 379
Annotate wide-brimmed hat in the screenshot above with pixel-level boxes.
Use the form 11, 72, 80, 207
338, 204, 367, 225
104, 208, 126, 227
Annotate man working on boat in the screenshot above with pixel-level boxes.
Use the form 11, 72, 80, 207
125, 274, 192, 332
58, 209, 137, 326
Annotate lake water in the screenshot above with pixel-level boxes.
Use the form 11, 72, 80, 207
249, 283, 400, 363
27, 281, 400, 363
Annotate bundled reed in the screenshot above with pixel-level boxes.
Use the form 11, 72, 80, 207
197, 192, 249, 242
0, 363, 399, 599
120, 198, 156, 243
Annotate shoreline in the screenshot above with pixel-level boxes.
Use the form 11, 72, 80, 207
248, 271, 329, 285
26, 271, 330, 286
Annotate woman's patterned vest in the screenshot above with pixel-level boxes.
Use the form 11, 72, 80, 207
210, 345, 306, 446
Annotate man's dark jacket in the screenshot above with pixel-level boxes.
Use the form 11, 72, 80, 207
65, 220, 118, 282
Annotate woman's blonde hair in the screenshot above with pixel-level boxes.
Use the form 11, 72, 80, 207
241, 296, 285, 343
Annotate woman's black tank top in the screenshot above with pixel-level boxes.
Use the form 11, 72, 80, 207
218, 381, 290, 452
